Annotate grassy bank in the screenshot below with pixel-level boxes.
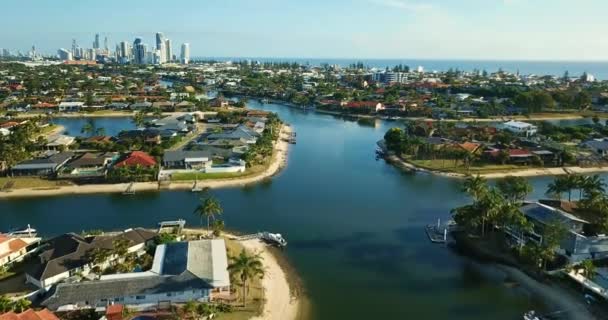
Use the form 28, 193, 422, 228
408, 158, 527, 175
0, 177, 71, 190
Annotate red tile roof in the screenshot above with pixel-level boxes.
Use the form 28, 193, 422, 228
106, 304, 124, 320
114, 151, 156, 168
0, 309, 59, 320
345, 101, 381, 108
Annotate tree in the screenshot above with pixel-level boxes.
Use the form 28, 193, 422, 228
193, 196, 223, 234
112, 238, 131, 258
10, 298, 31, 313
95, 127, 106, 136
577, 259, 596, 279
80, 119, 95, 136
538, 221, 567, 270
582, 175, 606, 198
0, 295, 12, 313
87, 247, 112, 270
212, 219, 225, 237
547, 175, 578, 201
496, 176, 533, 203
227, 249, 265, 307
384, 128, 404, 152
132, 112, 146, 128
462, 175, 487, 200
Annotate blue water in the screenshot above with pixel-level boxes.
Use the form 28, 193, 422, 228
52, 117, 137, 137
1, 101, 599, 319
196, 57, 608, 80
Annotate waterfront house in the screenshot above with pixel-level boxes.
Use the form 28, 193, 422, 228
206, 124, 260, 144
57, 152, 118, 180
506, 201, 608, 263
105, 102, 130, 110
45, 134, 76, 151
162, 150, 212, 170
10, 152, 74, 176
499, 120, 538, 137
0, 233, 41, 268
58, 102, 84, 112
582, 139, 608, 157
25, 228, 157, 290
129, 102, 152, 110
42, 239, 231, 312
0, 308, 60, 320
113, 151, 157, 169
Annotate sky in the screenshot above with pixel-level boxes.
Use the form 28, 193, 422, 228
1, 0, 607, 60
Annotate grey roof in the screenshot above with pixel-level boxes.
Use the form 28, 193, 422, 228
27, 228, 157, 282
42, 239, 230, 310
11, 152, 74, 171
43, 271, 210, 310
163, 150, 210, 163
521, 202, 589, 225
583, 139, 608, 151
207, 125, 259, 141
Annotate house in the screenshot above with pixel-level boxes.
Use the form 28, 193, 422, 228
0, 308, 60, 320
118, 129, 162, 145
0, 234, 41, 268
45, 135, 76, 151
58, 152, 118, 179
129, 102, 152, 110
152, 101, 174, 111
10, 152, 74, 176
345, 101, 385, 112
582, 139, 608, 157
25, 228, 157, 290
42, 239, 231, 312
106, 102, 130, 110
206, 125, 260, 144
499, 120, 538, 137
58, 102, 84, 112
506, 201, 608, 263
113, 151, 157, 168
162, 150, 213, 170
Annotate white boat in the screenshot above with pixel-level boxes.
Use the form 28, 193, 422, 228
523, 311, 542, 320
261, 232, 287, 247
8, 224, 37, 237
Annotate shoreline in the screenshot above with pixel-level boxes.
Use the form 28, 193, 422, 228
238, 238, 302, 320
385, 154, 608, 179
0, 125, 292, 199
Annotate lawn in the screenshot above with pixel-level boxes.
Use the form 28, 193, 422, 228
408, 158, 529, 175
171, 171, 252, 181
0, 177, 70, 190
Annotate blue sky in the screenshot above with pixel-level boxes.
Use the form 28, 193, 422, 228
2, 0, 607, 60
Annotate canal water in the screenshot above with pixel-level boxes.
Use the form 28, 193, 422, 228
0, 101, 594, 319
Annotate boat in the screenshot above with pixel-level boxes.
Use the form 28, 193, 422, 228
8, 224, 37, 237
425, 219, 447, 243
260, 232, 287, 247
523, 311, 543, 320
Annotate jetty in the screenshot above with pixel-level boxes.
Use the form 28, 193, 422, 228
237, 232, 288, 247
426, 219, 448, 243
123, 182, 135, 195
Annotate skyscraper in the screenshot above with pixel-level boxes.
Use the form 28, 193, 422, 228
71, 39, 77, 56
133, 37, 147, 64
155, 32, 166, 64
94, 34, 100, 49
57, 48, 73, 61
180, 43, 190, 64
104, 37, 109, 51
165, 39, 172, 62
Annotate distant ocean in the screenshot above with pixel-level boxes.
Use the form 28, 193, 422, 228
194, 57, 608, 80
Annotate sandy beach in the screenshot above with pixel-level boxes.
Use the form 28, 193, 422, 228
0, 125, 292, 199
239, 238, 300, 320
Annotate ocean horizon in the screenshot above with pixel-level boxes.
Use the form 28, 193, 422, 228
193, 57, 608, 80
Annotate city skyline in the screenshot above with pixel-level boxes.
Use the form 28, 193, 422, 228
1, 0, 608, 61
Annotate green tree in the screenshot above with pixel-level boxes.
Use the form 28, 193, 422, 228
132, 111, 146, 128
462, 175, 487, 200
538, 221, 567, 270
496, 176, 533, 203
577, 259, 596, 279
193, 196, 223, 233
227, 249, 265, 307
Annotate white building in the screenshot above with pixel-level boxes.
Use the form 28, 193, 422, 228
500, 120, 538, 137
42, 239, 231, 312
57, 48, 73, 61
181, 43, 190, 64
0, 233, 40, 268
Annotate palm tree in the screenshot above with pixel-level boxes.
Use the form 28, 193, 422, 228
193, 196, 223, 234
132, 112, 146, 128
582, 175, 606, 199
212, 219, 225, 237
0, 295, 12, 313
547, 177, 567, 201
228, 249, 265, 307
95, 127, 106, 136
496, 176, 533, 204
81, 122, 94, 136
87, 247, 112, 270
112, 238, 131, 257
462, 175, 487, 200
578, 259, 596, 279
10, 298, 31, 313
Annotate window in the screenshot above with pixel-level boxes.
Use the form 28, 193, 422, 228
166, 293, 174, 297
135, 295, 146, 300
